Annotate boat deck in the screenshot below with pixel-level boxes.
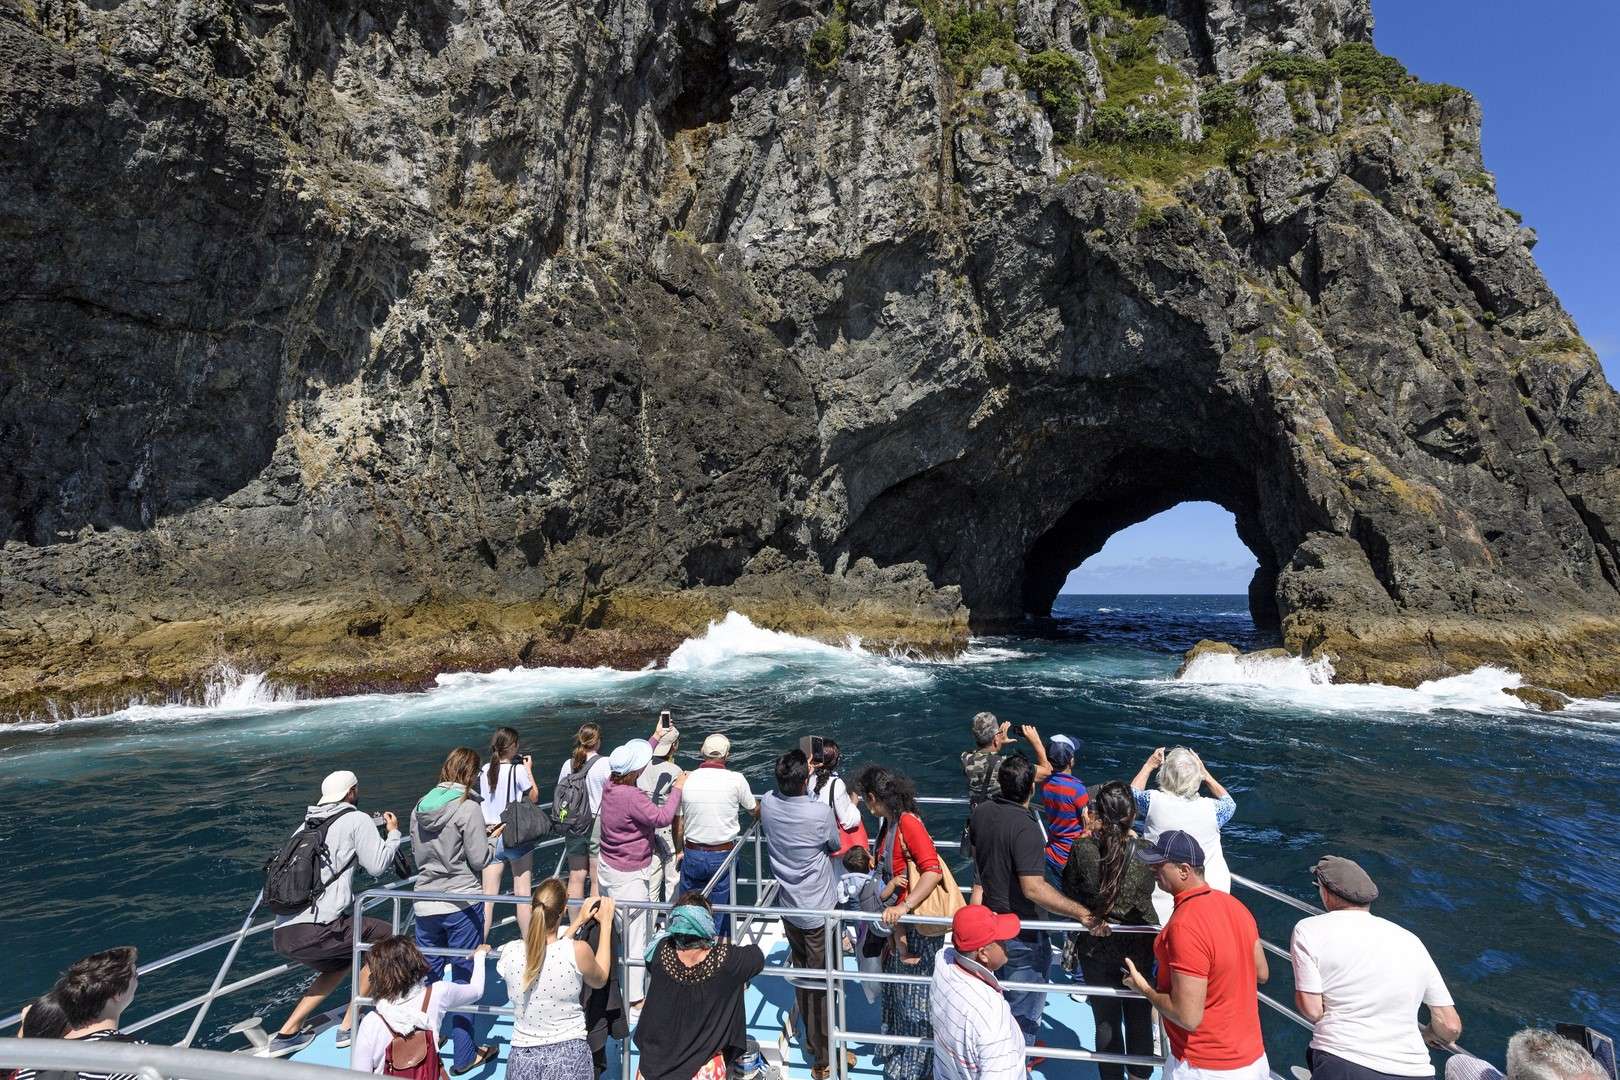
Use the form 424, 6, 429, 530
287, 925, 1145, 1080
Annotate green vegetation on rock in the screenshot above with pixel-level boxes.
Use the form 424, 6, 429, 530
807, 7, 849, 72
1240, 42, 1465, 114
1021, 50, 1087, 139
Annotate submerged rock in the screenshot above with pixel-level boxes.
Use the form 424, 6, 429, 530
1505, 687, 1572, 713
2, 0, 1619, 719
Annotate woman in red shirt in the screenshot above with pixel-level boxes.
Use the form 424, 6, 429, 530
853, 766, 945, 1080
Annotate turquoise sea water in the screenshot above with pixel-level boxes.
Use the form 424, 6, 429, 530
2, 595, 1617, 1064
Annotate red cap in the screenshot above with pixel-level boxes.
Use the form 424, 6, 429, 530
951, 904, 1022, 951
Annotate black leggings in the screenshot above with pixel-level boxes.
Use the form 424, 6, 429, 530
1080, 953, 1156, 1080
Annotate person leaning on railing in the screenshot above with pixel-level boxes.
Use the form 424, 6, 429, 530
269, 770, 402, 1057
1290, 856, 1462, 1080
968, 753, 1099, 1045
852, 764, 945, 1080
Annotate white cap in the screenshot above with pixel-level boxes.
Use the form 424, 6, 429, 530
319, 770, 358, 804
701, 733, 730, 759
652, 727, 679, 759
609, 739, 653, 776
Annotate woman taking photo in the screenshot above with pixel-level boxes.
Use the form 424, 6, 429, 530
852, 765, 944, 1080
496, 882, 615, 1080
352, 936, 492, 1075
412, 747, 497, 1074
1060, 781, 1159, 1080
597, 740, 686, 1012
804, 737, 869, 856
1129, 746, 1235, 923
480, 727, 539, 937
635, 892, 765, 1080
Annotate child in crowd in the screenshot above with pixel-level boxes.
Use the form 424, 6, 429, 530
838, 846, 901, 999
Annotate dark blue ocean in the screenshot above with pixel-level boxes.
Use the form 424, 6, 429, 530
2, 595, 1617, 1066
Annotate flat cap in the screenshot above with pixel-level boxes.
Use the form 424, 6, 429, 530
1311, 855, 1379, 904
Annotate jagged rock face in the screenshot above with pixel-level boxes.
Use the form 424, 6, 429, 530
3, 0, 1619, 718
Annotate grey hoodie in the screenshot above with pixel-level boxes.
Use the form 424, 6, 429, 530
411, 783, 493, 916
276, 802, 403, 928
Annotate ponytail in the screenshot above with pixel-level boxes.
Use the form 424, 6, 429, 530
488, 727, 519, 794
570, 723, 602, 773
521, 879, 569, 991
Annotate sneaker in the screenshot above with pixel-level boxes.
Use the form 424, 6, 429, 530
334, 1028, 353, 1050
265, 1030, 316, 1058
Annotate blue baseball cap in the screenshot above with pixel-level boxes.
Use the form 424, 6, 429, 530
1134, 830, 1206, 867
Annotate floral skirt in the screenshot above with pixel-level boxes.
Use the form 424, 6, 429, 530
879, 928, 942, 1080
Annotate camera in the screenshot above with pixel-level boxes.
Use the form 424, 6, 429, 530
799, 735, 827, 766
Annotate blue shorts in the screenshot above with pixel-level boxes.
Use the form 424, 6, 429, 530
494, 835, 536, 862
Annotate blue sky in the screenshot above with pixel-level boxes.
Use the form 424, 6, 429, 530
1066, 0, 1620, 595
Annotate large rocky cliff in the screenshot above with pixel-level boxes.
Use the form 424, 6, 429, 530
4, 0, 1619, 720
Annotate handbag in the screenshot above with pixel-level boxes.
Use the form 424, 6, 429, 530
500, 800, 555, 850
381, 983, 448, 1080
897, 814, 964, 937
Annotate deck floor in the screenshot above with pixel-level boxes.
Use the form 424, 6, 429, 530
284, 928, 1154, 1080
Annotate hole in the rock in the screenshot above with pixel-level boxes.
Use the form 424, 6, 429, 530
1060, 502, 1258, 596
1024, 500, 1280, 641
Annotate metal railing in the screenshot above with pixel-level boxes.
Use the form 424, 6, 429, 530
0, 1039, 359, 1080
2, 787, 1471, 1080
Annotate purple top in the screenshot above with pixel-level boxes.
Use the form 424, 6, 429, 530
599, 780, 683, 871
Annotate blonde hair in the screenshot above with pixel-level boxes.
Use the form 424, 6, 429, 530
1158, 747, 1202, 798
521, 878, 569, 992
440, 747, 481, 797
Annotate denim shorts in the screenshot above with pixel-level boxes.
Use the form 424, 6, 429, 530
494, 835, 536, 862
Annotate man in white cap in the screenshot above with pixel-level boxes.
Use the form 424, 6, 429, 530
637, 712, 685, 902
676, 732, 757, 938
267, 770, 401, 1056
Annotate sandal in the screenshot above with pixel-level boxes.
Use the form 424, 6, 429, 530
451, 1046, 498, 1076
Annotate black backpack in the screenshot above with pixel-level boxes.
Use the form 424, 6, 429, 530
263, 807, 361, 916
552, 757, 596, 838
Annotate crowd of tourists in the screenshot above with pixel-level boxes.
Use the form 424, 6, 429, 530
8, 712, 1616, 1080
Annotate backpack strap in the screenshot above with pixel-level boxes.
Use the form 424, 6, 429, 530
312, 807, 362, 893
378, 981, 434, 1039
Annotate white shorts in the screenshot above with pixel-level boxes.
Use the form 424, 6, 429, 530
1165, 1052, 1271, 1080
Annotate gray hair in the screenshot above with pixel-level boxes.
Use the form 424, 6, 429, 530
1507, 1030, 1607, 1080
971, 711, 1000, 747
1158, 747, 1202, 799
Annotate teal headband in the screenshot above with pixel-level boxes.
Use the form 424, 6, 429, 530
645, 904, 717, 961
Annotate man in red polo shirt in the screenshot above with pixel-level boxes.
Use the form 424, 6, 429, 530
1123, 830, 1270, 1080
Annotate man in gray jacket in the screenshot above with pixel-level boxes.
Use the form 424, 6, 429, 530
269, 769, 402, 1056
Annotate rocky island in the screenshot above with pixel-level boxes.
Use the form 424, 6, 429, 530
4, 0, 1619, 721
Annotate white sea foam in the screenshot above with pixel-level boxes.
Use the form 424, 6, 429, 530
1162, 650, 1583, 716
202, 663, 300, 709
665, 611, 863, 671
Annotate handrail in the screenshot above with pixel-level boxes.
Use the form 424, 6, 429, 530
1232, 872, 1324, 917
0, 1038, 358, 1080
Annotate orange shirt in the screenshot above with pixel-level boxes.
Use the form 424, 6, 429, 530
1153, 884, 1265, 1069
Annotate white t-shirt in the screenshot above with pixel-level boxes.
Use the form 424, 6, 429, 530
812, 773, 862, 831
497, 936, 587, 1046
557, 754, 614, 815
679, 766, 757, 844
479, 761, 535, 826
1291, 909, 1454, 1076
